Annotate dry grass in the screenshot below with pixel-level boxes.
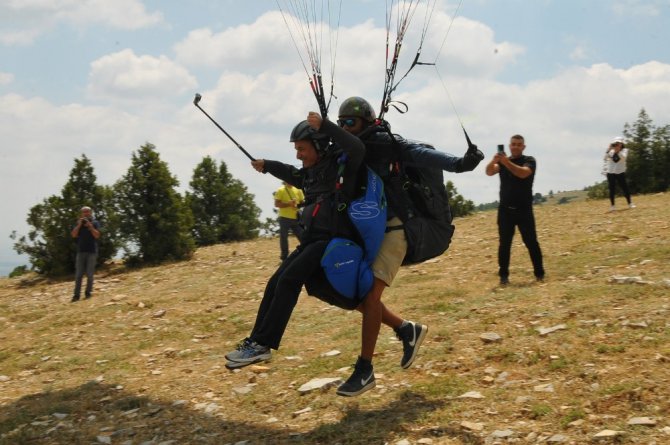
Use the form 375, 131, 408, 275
1, 193, 669, 444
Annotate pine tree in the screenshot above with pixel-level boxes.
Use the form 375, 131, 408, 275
624, 108, 654, 193
650, 124, 670, 192
187, 156, 261, 246
11, 155, 119, 276
445, 180, 475, 217
114, 143, 194, 264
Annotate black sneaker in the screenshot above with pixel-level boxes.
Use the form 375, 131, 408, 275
84, 293, 92, 299
336, 357, 375, 397
500, 276, 509, 286
395, 321, 428, 369
71, 296, 80, 303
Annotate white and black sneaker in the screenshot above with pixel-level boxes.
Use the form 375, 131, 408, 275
336, 357, 376, 397
395, 320, 428, 369
225, 339, 271, 369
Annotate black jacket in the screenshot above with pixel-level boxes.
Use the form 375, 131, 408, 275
263, 119, 366, 243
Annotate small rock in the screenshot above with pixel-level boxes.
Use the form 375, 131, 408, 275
0, 375, 9, 382
96, 436, 112, 444
623, 320, 648, 329
593, 429, 624, 439
297, 377, 342, 394
568, 419, 584, 427
395, 440, 411, 445
152, 309, 166, 318
536, 324, 567, 336
609, 275, 651, 284
534, 383, 554, 392
320, 350, 341, 357
457, 391, 485, 399
233, 386, 252, 395
292, 407, 312, 417
479, 332, 502, 343
417, 439, 433, 444
460, 421, 484, 432
490, 429, 514, 438
547, 434, 567, 442
248, 365, 271, 373
627, 416, 656, 426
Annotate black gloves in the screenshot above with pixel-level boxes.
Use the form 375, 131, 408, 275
456, 142, 485, 172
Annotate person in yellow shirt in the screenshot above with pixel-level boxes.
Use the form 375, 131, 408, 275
274, 181, 305, 260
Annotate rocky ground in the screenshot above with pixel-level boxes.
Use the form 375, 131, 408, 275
1, 193, 669, 444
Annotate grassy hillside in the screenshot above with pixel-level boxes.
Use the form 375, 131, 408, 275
1, 193, 669, 444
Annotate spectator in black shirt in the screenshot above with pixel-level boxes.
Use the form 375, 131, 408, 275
71, 206, 101, 302
485, 135, 545, 285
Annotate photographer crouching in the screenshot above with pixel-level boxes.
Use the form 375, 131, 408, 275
71, 206, 101, 302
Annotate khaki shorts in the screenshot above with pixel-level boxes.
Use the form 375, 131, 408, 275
372, 217, 407, 286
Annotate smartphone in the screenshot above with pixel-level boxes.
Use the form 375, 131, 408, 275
497, 144, 505, 154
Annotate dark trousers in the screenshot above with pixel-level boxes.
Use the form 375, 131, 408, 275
250, 240, 328, 349
74, 252, 97, 297
606, 173, 632, 205
498, 206, 544, 279
278, 216, 304, 260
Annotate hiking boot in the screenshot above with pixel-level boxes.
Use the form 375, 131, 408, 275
225, 339, 271, 366
395, 321, 428, 369
336, 357, 375, 397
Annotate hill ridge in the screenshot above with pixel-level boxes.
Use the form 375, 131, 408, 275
1, 193, 669, 444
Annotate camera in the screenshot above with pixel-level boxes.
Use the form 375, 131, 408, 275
497, 144, 505, 154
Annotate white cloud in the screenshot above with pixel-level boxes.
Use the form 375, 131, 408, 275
570, 45, 588, 61
3, 4, 670, 273
612, 0, 663, 17
0, 0, 163, 45
0, 72, 14, 85
175, 11, 311, 74
87, 49, 198, 105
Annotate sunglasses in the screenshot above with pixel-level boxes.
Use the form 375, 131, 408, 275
337, 117, 357, 127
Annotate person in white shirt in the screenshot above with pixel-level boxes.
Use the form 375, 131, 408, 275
603, 136, 634, 211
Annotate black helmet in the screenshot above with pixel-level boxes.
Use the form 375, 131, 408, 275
338, 97, 376, 122
289, 120, 330, 154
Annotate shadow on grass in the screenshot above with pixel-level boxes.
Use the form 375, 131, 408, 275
0, 382, 482, 444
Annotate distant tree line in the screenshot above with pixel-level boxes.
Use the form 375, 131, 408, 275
11, 143, 261, 276
587, 109, 670, 199
10, 144, 481, 277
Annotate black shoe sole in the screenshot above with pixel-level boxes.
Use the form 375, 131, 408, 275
225, 357, 270, 370
336, 379, 376, 397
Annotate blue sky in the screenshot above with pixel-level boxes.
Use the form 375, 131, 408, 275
2, 0, 670, 276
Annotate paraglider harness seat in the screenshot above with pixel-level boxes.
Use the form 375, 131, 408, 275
305, 152, 387, 310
